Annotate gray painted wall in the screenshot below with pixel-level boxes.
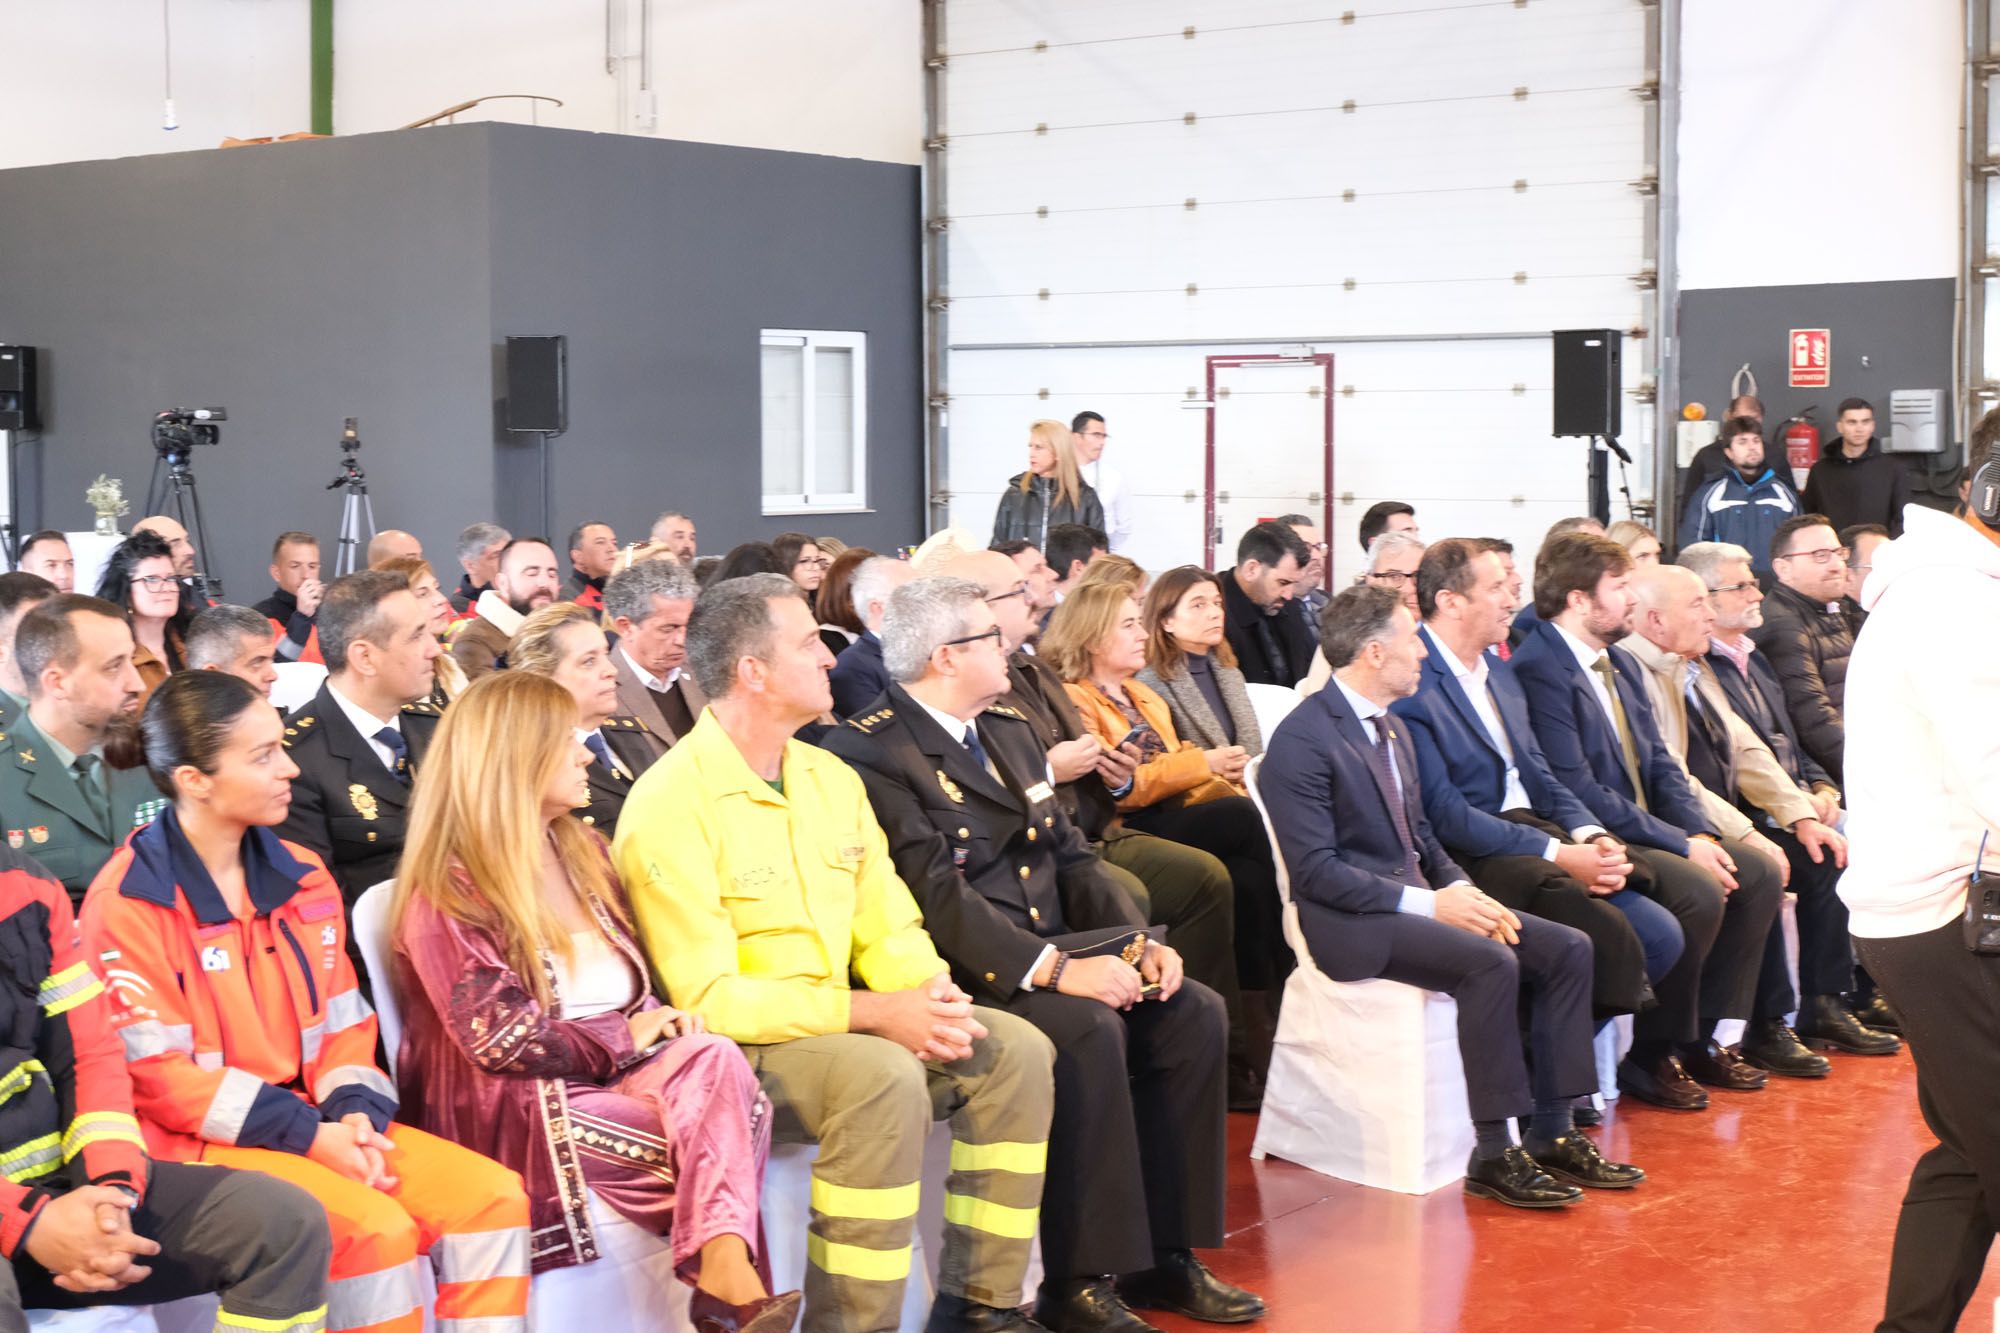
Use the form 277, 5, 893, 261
0, 123, 921, 598
1675, 278, 1959, 516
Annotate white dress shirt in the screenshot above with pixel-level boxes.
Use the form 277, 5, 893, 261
1082, 457, 1133, 553
327, 682, 401, 773
1554, 621, 1624, 738
618, 646, 679, 693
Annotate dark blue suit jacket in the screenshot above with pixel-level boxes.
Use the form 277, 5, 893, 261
1391, 626, 1601, 861
1507, 618, 1714, 854
1706, 645, 1834, 791
829, 632, 891, 720
1261, 679, 1468, 981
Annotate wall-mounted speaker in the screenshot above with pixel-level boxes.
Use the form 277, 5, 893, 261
504, 335, 566, 435
0, 346, 40, 432
1552, 329, 1620, 438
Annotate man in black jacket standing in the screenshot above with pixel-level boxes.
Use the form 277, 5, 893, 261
1749, 514, 1854, 785
824, 576, 1260, 1333
1802, 398, 1912, 536
1220, 522, 1314, 688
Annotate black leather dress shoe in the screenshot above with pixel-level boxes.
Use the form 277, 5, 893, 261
1117, 1250, 1266, 1325
1797, 994, 1901, 1053
1572, 1096, 1604, 1128
1033, 1278, 1159, 1332
1615, 1052, 1709, 1110
1463, 1145, 1584, 1208
928, 1293, 1053, 1332
1678, 1039, 1768, 1091
1738, 1019, 1832, 1078
1849, 992, 1902, 1035
1523, 1132, 1644, 1189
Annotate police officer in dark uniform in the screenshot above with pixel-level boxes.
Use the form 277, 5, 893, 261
277, 571, 446, 912
576, 713, 656, 837
821, 577, 1261, 1333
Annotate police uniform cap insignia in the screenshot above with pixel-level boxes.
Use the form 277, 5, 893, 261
27, 827, 47, 845
937, 769, 966, 804
349, 784, 381, 822
4, 831, 19, 849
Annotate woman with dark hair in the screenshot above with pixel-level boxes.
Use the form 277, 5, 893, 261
80, 670, 534, 1333
394, 671, 795, 1333
94, 531, 191, 702
1136, 566, 1263, 757
770, 533, 828, 599
813, 545, 876, 656
706, 543, 781, 586
376, 554, 469, 704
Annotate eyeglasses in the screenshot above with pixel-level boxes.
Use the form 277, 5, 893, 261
1776, 546, 1849, 566
130, 575, 178, 591
985, 581, 1031, 604
942, 626, 1006, 651
1707, 581, 1758, 596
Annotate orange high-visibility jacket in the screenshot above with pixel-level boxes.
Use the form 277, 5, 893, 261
81, 811, 396, 1163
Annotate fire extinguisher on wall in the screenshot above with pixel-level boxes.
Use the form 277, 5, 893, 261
1780, 407, 1820, 490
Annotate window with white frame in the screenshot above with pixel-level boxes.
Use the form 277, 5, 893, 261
761, 329, 867, 513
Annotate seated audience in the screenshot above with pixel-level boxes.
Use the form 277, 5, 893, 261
1508, 515, 1607, 649
1684, 540, 1900, 1046
16, 530, 74, 593
1509, 533, 1783, 1109
1356, 499, 1418, 553
1137, 565, 1263, 757
1273, 513, 1328, 645
912, 527, 982, 577
2, 596, 157, 904
829, 555, 917, 718
253, 531, 324, 665
1679, 417, 1803, 582
1260, 584, 1638, 1206
1300, 530, 1425, 697
946, 549, 1255, 1110
1220, 521, 1313, 688
992, 538, 1059, 612
814, 544, 875, 657
0, 571, 57, 728
993, 419, 1105, 548
1072, 552, 1146, 600
451, 536, 561, 684
95, 533, 189, 703
1044, 524, 1108, 601
365, 528, 422, 566
392, 672, 798, 1331
822, 577, 1261, 1331
1802, 397, 1910, 536
185, 603, 280, 699
772, 533, 829, 606
1838, 521, 1890, 635
692, 555, 723, 585
1749, 514, 1853, 785
129, 516, 199, 585
565, 520, 619, 609
450, 520, 511, 614
1604, 520, 1662, 566
707, 542, 783, 586
510, 603, 657, 836
0, 843, 333, 1331
604, 558, 706, 756
277, 570, 444, 913
82, 670, 532, 1333
1391, 539, 1676, 1033
815, 536, 849, 562
376, 555, 469, 704
612, 573, 1055, 1333
650, 509, 698, 561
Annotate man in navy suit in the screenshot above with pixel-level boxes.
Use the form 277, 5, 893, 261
1511, 533, 1783, 1112
1262, 585, 1642, 1207
1392, 539, 1682, 1024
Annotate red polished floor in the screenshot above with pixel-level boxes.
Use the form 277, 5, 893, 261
1159, 1049, 1994, 1333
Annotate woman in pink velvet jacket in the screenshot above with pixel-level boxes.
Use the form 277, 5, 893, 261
390, 671, 799, 1333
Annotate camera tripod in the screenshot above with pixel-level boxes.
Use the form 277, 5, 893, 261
145, 448, 221, 599
328, 418, 375, 576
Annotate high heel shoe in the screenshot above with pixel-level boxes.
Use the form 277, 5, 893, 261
689, 1288, 803, 1333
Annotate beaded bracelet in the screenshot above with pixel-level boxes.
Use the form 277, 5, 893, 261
1048, 951, 1070, 990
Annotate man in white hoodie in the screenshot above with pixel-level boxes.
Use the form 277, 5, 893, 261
1841, 413, 2000, 1331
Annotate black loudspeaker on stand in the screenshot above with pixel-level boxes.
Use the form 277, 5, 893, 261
504, 335, 567, 538
1552, 329, 1631, 525
0, 347, 39, 432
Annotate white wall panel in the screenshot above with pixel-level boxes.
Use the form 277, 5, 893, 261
940, 0, 1654, 564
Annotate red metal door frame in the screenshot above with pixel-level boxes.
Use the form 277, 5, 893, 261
1202, 353, 1336, 569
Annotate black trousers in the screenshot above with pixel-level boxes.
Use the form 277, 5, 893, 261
1366, 911, 1597, 1122
1096, 829, 1245, 1025
1124, 795, 1292, 990
1856, 922, 2000, 1333
1456, 811, 1653, 1016
1752, 824, 1858, 1019
1, 1161, 331, 1331
1002, 979, 1228, 1279
1628, 841, 1781, 1044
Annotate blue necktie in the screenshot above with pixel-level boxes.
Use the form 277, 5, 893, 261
583, 731, 617, 775
962, 725, 993, 776
373, 727, 410, 784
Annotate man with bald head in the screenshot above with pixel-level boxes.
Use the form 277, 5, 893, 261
131, 515, 197, 579
366, 529, 423, 566
941, 548, 1260, 1108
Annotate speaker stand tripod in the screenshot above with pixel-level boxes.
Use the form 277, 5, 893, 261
145, 450, 221, 599
1586, 435, 1636, 526
329, 452, 376, 577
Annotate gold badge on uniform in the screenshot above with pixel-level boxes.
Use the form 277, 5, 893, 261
15, 749, 31, 766
27, 827, 47, 846
348, 784, 380, 822
936, 770, 965, 804
4, 831, 19, 849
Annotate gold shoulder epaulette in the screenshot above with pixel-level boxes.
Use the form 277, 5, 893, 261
845, 706, 895, 733
608, 714, 650, 733
401, 699, 439, 717
984, 703, 1028, 721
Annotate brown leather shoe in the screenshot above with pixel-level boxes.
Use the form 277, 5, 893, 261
1615, 1051, 1709, 1110
1678, 1039, 1768, 1091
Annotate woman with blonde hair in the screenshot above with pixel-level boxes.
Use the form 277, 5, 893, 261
991, 419, 1104, 547
393, 671, 797, 1333
376, 554, 470, 704
1604, 519, 1662, 566
509, 602, 656, 836
1071, 552, 1147, 601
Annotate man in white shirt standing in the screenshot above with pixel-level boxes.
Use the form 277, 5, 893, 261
1841, 413, 2000, 1331
1072, 411, 1133, 553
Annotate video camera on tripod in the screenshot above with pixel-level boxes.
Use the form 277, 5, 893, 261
145, 406, 227, 599
151, 406, 227, 459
